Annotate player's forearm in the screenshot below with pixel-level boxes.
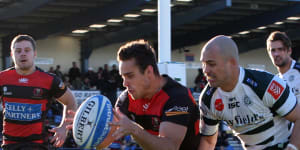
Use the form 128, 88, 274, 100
131, 123, 179, 150
289, 119, 300, 149
60, 98, 77, 127
198, 136, 216, 150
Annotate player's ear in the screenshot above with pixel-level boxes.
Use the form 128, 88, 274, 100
34, 49, 37, 58
287, 47, 292, 56
145, 65, 154, 77
229, 57, 238, 66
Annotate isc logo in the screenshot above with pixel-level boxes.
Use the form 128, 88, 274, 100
228, 102, 240, 109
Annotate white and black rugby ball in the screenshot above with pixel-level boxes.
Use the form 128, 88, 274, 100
73, 95, 114, 149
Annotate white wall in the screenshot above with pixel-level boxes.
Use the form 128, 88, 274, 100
89, 43, 123, 71
35, 36, 80, 74
171, 43, 204, 88
239, 48, 277, 74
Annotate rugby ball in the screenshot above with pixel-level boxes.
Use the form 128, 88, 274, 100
72, 95, 115, 149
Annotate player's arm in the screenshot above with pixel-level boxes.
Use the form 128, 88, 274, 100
111, 108, 186, 150
56, 88, 77, 127
198, 86, 219, 150
264, 76, 300, 149
198, 131, 218, 150
284, 103, 300, 149
48, 76, 77, 147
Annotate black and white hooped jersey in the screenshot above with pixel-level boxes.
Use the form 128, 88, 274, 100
279, 60, 300, 101
199, 67, 297, 150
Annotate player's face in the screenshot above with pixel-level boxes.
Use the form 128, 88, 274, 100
268, 40, 291, 68
11, 40, 36, 71
200, 48, 231, 88
120, 58, 151, 100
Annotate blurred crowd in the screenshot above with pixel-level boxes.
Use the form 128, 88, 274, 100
49, 62, 124, 106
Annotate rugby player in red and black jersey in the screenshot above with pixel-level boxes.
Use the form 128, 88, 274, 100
0, 35, 77, 150
110, 40, 201, 150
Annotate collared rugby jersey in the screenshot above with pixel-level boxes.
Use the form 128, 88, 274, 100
0, 67, 67, 147
199, 67, 297, 150
116, 75, 200, 150
279, 60, 300, 101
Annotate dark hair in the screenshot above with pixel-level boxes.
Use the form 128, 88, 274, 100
10, 34, 36, 51
267, 31, 291, 51
117, 39, 159, 76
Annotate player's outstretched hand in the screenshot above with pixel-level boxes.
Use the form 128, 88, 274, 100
48, 126, 68, 147
110, 108, 140, 140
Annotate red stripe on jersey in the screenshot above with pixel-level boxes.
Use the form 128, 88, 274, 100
128, 90, 169, 116
194, 119, 200, 135
147, 130, 158, 135
188, 89, 197, 105
4, 140, 44, 145
0, 69, 53, 89
4, 97, 48, 111
4, 121, 43, 137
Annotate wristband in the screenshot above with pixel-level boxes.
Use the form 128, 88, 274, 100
287, 143, 298, 150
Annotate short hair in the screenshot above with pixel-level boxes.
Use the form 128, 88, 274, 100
266, 31, 291, 50
117, 40, 160, 76
202, 35, 239, 62
10, 34, 36, 51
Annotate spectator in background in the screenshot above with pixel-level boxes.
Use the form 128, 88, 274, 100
97, 67, 103, 76
71, 76, 84, 90
110, 64, 124, 90
82, 76, 96, 90
95, 72, 106, 93
48, 66, 55, 74
106, 64, 121, 105
68, 61, 81, 83
95, 71, 117, 105
194, 68, 207, 92
55, 65, 65, 81
63, 75, 73, 89
102, 64, 110, 81
84, 67, 97, 85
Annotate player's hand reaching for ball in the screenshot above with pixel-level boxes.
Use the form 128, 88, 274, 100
48, 126, 68, 147
110, 108, 144, 140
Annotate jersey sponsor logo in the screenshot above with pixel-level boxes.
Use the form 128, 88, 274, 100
165, 106, 189, 116
267, 80, 284, 100
228, 102, 240, 109
246, 78, 258, 87
33, 88, 43, 98
289, 75, 295, 82
142, 103, 150, 111
4, 102, 42, 121
243, 95, 252, 106
229, 97, 236, 102
224, 113, 264, 127
206, 88, 214, 95
215, 99, 224, 111
18, 78, 28, 83
151, 117, 160, 131
3, 86, 12, 96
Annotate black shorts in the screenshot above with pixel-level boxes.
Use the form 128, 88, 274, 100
2, 142, 48, 150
